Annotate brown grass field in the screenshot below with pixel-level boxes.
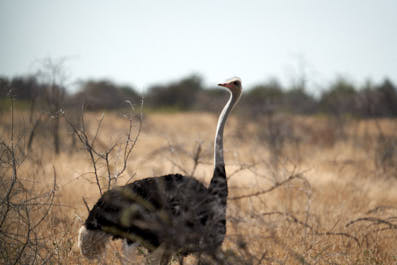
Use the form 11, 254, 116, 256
1, 109, 397, 264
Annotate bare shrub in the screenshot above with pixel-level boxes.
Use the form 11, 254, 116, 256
0, 99, 57, 265
65, 100, 143, 195
375, 136, 397, 174
256, 113, 301, 169
373, 120, 397, 177
35, 58, 68, 155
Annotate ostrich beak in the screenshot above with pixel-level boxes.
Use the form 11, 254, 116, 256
218, 83, 230, 88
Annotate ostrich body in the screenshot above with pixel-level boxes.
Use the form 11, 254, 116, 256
78, 77, 242, 264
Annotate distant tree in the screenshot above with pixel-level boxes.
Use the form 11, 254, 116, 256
243, 78, 284, 118
72, 80, 140, 110
284, 88, 316, 114
319, 78, 358, 115
354, 79, 397, 117
318, 77, 358, 140
0, 76, 10, 98
194, 87, 229, 112
376, 79, 397, 116
146, 74, 203, 110
357, 80, 381, 117
79, 80, 122, 110
9, 76, 42, 101
8, 76, 46, 123
120, 85, 140, 103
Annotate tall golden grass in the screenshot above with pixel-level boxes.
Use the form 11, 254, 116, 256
1, 109, 397, 264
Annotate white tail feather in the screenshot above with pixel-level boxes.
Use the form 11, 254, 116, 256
78, 225, 109, 259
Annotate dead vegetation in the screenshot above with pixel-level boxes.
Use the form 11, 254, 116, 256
1, 104, 397, 264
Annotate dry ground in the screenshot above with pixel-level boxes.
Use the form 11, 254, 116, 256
1, 109, 397, 264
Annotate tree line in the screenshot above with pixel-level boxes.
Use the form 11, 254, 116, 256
1, 73, 397, 118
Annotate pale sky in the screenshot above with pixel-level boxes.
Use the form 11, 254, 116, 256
0, 0, 396, 93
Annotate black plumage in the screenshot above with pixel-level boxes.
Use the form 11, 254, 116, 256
85, 165, 227, 254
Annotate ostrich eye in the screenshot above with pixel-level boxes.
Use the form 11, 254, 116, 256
233, 81, 239, 86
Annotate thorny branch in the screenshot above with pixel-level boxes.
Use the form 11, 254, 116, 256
166, 141, 206, 177
346, 216, 397, 229
0, 97, 57, 265
64, 99, 143, 196
229, 173, 306, 200
114, 100, 143, 181
260, 211, 360, 246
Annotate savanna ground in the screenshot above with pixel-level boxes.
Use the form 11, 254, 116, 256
1, 105, 397, 265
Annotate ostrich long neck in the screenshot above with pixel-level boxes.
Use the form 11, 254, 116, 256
214, 90, 239, 167
209, 88, 240, 201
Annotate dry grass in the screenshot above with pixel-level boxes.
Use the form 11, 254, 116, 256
1, 109, 397, 264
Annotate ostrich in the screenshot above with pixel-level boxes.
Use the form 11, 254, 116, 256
78, 77, 242, 264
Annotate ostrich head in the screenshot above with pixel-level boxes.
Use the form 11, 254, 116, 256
218, 76, 242, 96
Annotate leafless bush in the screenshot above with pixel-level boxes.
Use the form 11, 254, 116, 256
3, 58, 71, 155
0, 99, 57, 265
373, 120, 397, 177
35, 58, 69, 155
256, 113, 301, 168
65, 100, 143, 195
375, 135, 397, 175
